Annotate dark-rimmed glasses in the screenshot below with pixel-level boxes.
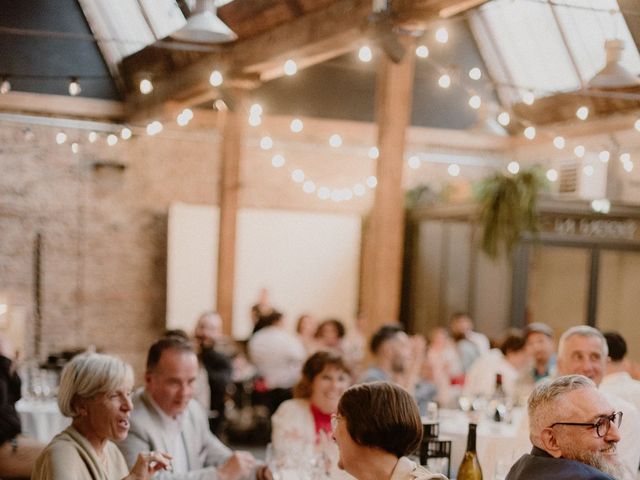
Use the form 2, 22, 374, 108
549, 411, 623, 438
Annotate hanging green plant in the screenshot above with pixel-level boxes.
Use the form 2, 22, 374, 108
474, 167, 547, 259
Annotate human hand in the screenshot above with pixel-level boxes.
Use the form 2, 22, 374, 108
217, 451, 256, 480
126, 451, 172, 480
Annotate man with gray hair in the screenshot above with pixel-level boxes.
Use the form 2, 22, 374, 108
507, 374, 624, 479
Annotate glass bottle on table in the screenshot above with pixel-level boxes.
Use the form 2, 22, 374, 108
490, 373, 507, 422
457, 422, 483, 480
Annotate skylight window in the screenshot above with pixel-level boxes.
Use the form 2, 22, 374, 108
470, 0, 640, 105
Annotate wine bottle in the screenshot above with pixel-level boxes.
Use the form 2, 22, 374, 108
457, 423, 483, 480
492, 373, 506, 422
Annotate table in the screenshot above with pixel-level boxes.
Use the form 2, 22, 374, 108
16, 398, 70, 443
435, 408, 528, 480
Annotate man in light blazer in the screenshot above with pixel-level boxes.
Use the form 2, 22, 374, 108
118, 336, 269, 480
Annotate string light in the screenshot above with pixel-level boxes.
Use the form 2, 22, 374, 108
68, 78, 81, 96
88, 131, 98, 143
553, 136, 565, 149
576, 106, 589, 120
415, 45, 429, 58
635, 119, 640, 132
248, 114, 262, 126
358, 46, 372, 62
290, 118, 303, 133
284, 59, 298, 76
546, 169, 558, 182
329, 134, 342, 148
583, 165, 594, 176
522, 91, 535, 105
366, 176, 378, 188
120, 127, 132, 140
524, 126, 536, 140
468, 95, 481, 109
176, 108, 194, 127
574, 145, 585, 158
469, 68, 482, 80
507, 161, 520, 174
435, 27, 449, 44
146, 120, 163, 136
497, 112, 510, 126
448, 164, 460, 176
214, 99, 228, 111
107, 134, 118, 146
318, 187, 331, 200
353, 183, 366, 196
0, 78, 10, 94
250, 104, 263, 116
408, 155, 420, 169
622, 160, 634, 172
591, 199, 610, 214
271, 154, 285, 167
139, 78, 153, 95
619, 152, 631, 163
260, 136, 273, 150
598, 150, 610, 163
71, 142, 79, 154
209, 70, 223, 87
302, 180, 316, 193
438, 74, 451, 88
291, 169, 305, 182
55, 132, 67, 144
368, 146, 379, 159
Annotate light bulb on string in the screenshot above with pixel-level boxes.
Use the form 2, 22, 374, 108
107, 134, 118, 146
599, 150, 610, 163
302, 181, 316, 193
469, 68, 482, 80
635, 119, 640, 132
408, 155, 420, 169
291, 169, 305, 183
438, 74, 451, 88
284, 59, 298, 76
468, 95, 481, 109
290, 118, 303, 133
583, 165, 594, 177
209, 70, 223, 87
68, 78, 81, 96
146, 121, 163, 136
88, 131, 98, 143
139, 78, 153, 94
546, 169, 558, 182
55, 132, 67, 145
271, 154, 285, 167
120, 127, 132, 140
524, 126, 536, 140
574, 145, 585, 158
623, 160, 634, 172
214, 99, 228, 111
318, 187, 331, 200
435, 27, 448, 44
358, 46, 372, 62
353, 183, 366, 196
576, 106, 589, 120
507, 161, 520, 174
620, 153, 631, 163
448, 163, 460, 176
248, 115, 261, 126
522, 91, 535, 105
366, 176, 378, 188
497, 112, 510, 126
329, 134, 342, 148
260, 136, 273, 150
368, 146, 379, 159
415, 45, 429, 58
553, 136, 565, 149
71, 142, 79, 154
0, 78, 10, 94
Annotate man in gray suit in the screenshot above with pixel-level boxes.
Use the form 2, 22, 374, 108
118, 336, 269, 480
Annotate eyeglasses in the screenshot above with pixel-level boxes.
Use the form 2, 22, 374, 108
330, 413, 342, 431
549, 411, 623, 438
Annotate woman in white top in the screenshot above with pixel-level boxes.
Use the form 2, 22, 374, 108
271, 351, 352, 478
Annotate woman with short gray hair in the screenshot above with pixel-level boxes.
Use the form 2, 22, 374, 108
32, 353, 170, 480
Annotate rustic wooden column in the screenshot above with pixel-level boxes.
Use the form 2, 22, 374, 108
216, 90, 245, 336
361, 34, 417, 339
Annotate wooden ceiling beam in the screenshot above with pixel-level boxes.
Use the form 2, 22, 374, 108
0, 91, 124, 120
122, 0, 489, 119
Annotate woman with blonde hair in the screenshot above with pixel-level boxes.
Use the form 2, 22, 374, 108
32, 353, 170, 480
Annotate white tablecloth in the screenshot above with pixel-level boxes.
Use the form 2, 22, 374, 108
16, 398, 70, 443
436, 408, 526, 480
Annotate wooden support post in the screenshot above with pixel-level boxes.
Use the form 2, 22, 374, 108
361, 34, 417, 339
216, 89, 245, 336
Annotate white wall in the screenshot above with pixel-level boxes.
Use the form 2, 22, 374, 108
167, 204, 362, 339
166, 202, 219, 332
233, 208, 361, 338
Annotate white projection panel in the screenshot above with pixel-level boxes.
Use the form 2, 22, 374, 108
166, 202, 219, 333
233, 209, 361, 339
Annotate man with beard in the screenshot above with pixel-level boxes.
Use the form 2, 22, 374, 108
358, 324, 436, 414
507, 375, 624, 480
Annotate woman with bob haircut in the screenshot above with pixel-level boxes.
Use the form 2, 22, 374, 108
271, 351, 352, 478
332, 382, 447, 480
32, 353, 170, 480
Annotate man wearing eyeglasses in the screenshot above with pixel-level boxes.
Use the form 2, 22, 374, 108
507, 375, 624, 480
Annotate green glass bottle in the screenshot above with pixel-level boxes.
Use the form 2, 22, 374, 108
457, 423, 483, 480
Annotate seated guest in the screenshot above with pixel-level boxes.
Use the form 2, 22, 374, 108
32, 352, 170, 480
332, 382, 446, 480
193, 311, 233, 435
296, 314, 319, 354
507, 375, 624, 480
463, 331, 530, 400
314, 319, 346, 354
359, 325, 436, 415
524, 323, 556, 382
118, 337, 269, 480
248, 311, 306, 414
0, 335, 43, 479
601, 331, 640, 411
271, 351, 351, 478
449, 312, 490, 373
